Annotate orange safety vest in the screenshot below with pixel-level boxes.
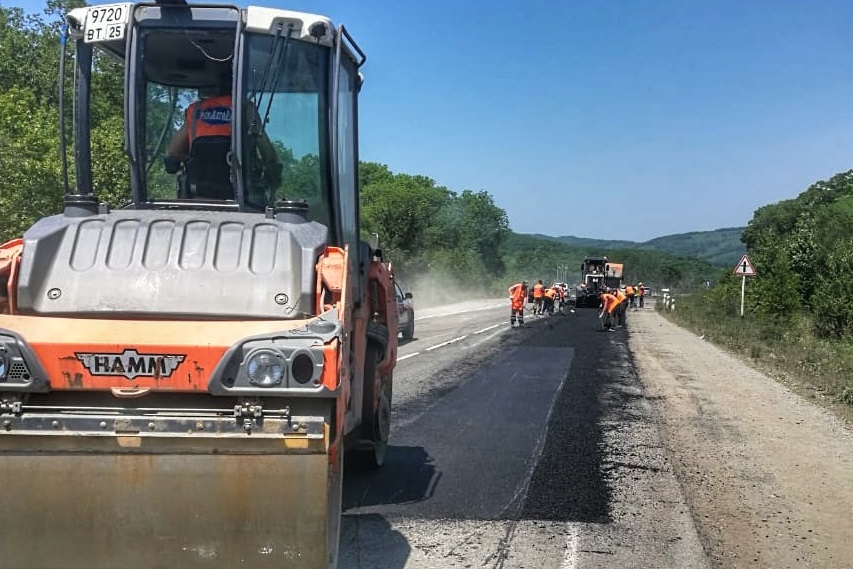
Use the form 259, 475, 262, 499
544, 288, 556, 299
533, 283, 544, 298
615, 290, 626, 303
186, 95, 232, 147
601, 293, 618, 313
509, 283, 527, 308
626, 285, 634, 295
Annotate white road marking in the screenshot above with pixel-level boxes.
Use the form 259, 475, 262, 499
425, 335, 467, 351
397, 352, 420, 361
474, 323, 500, 334
561, 523, 580, 569
482, 328, 507, 343
416, 303, 504, 321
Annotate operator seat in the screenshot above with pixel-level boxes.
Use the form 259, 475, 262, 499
181, 136, 234, 200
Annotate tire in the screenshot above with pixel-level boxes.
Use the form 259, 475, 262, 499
360, 339, 392, 468
402, 313, 414, 340
366, 321, 389, 349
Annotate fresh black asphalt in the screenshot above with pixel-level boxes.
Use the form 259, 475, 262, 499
344, 307, 629, 525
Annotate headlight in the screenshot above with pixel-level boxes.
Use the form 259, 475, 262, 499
246, 350, 285, 387
0, 353, 7, 380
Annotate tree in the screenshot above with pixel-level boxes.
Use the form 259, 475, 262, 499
360, 165, 452, 275
0, 87, 62, 242
811, 240, 853, 339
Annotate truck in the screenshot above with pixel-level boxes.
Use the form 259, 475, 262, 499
0, 2, 395, 568
574, 256, 624, 308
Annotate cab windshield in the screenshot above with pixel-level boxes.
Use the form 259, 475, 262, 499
134, 19, 331, 225
243, 33, 331, 225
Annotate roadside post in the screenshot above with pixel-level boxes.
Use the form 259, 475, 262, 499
733, 254, 757, 317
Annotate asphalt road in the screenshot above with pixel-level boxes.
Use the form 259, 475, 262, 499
340, 300, 708, 569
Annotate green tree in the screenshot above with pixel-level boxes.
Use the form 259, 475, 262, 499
811, 240, 853, 339
0, 87, 62, 242
360, 165, 451, 275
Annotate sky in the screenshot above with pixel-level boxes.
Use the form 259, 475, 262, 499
15, 0, 853, 241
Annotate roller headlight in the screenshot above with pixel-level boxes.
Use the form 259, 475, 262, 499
0, 353, 6, 381
246, 350, 285, 387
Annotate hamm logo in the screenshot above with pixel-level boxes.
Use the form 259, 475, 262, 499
196, 106, 232, 125
75, 350, 186, 380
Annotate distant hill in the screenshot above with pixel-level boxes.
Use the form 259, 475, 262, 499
501, 233, 720, 291
526, 227, 746, 267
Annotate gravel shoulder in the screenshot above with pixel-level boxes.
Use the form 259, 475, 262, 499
628, 306, 853, 568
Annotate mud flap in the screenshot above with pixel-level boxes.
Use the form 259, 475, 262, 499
0, 430, 342, 569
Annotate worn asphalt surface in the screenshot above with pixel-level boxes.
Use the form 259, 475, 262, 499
340, 300, 707, 568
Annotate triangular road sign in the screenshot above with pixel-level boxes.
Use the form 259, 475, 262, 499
733, 254, 756, 276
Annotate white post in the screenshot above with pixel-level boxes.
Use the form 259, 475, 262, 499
740, 275, 746, 317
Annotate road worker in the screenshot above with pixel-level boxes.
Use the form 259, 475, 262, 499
508, 280, 528, 328
625, 283, 636, 309
553, 284, 565, 311
532, 280, 545, 315
165, 69, 280, 195
599, 290, 619, 331
543, 286, 557, 315
614, 286, 628, 328
637, 282, 646, 308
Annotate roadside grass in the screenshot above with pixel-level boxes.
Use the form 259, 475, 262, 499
659, 293, 853, 410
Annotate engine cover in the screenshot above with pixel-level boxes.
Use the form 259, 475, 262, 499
16, 210, 328, 319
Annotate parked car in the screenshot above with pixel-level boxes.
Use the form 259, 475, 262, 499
395, 282, 415, 340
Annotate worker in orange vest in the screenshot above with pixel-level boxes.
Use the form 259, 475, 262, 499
165, 70, 280, 189
625, 284, 636, 309
552, 284, 565, 311
532, 280, 545, 314
543, 286, 557, 315
637, 282, 646, 308
508, 281, 529, 328
613, 287, 628, 328
599, 290, 619, 331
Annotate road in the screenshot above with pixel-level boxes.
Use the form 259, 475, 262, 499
339, 299, 707, 568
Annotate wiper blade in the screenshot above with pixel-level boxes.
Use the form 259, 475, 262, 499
252, 22, 293, 124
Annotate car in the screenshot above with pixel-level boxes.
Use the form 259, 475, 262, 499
395, 282, 415, 340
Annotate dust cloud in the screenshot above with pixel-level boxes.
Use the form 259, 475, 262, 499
396, 270, 501, 309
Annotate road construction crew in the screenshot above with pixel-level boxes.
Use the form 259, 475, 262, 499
532, 280, 545, 315
599, 290, 618, 331
508, 280, 528, 328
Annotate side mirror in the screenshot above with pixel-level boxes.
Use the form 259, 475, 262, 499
404, 292, 413, 299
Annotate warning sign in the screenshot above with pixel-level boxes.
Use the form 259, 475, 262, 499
733, 254, 756, 276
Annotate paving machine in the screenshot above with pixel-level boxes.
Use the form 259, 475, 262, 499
0, 2, 396, 568
575, 256, 623, 308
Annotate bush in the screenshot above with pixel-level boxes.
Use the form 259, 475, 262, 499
811, 241, 853, 340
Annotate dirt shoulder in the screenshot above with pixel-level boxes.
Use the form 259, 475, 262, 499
628, 306, 853, 569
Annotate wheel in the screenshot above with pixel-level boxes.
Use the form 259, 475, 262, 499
361, 339, 392, 468
372, 380, 392, 466
402, 313, 414, 340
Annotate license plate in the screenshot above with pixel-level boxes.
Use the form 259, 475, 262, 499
84, 3, 131, 44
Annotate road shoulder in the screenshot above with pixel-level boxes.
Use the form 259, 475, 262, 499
628, 307, 853, 568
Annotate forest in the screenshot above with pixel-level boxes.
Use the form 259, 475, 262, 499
0, 2, 716, 299
701, 169, 853, 340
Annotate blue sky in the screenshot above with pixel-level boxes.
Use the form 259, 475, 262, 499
15, 0, 853, 241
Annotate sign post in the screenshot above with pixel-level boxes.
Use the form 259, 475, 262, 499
732, 254, 757, 317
